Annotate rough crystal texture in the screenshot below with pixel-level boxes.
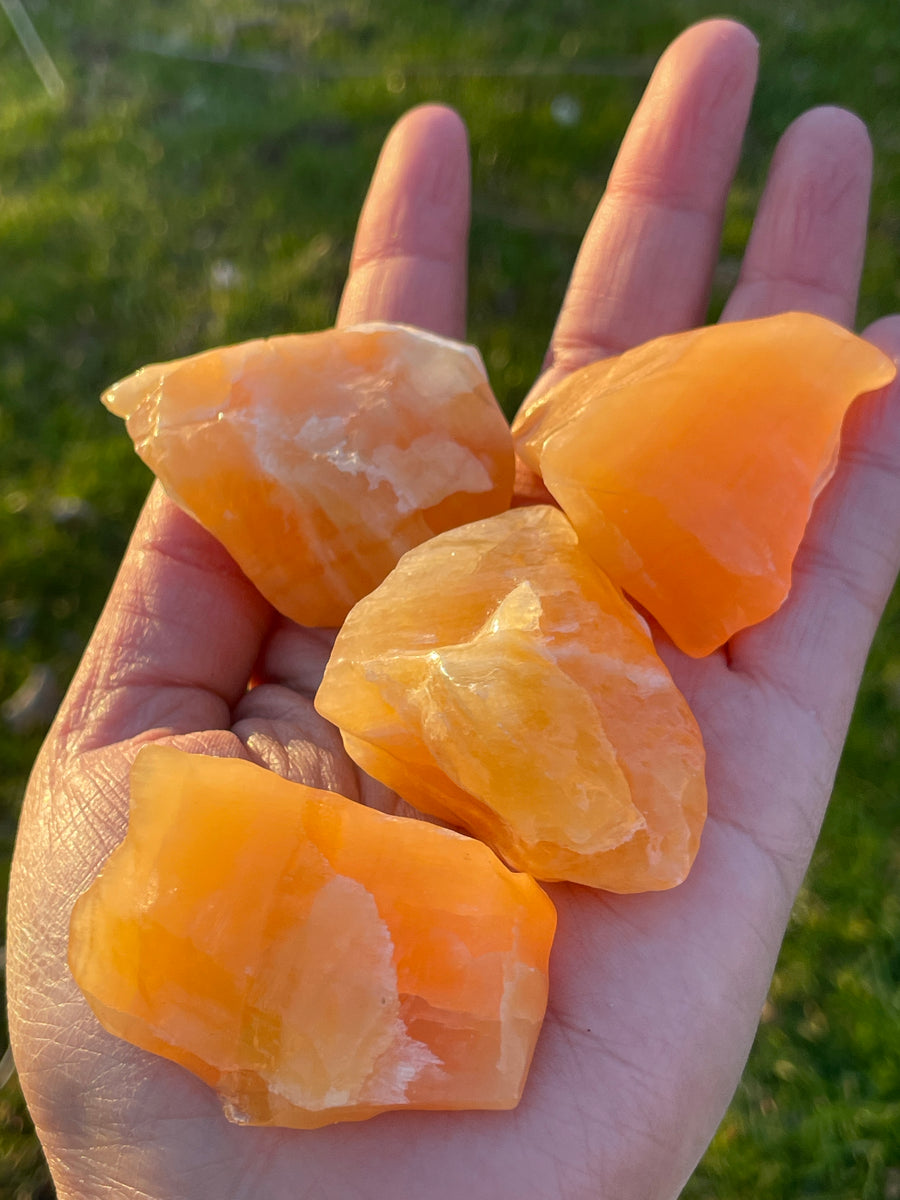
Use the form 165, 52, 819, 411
68, 746, 556, 1128
315, 505, 707, 892
513, 312, 897, 656
103, 323, 515, 627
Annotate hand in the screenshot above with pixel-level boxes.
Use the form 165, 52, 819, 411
9, 18, 900, 1200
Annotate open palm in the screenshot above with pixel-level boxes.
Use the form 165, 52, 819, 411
10, 20, 900, 1200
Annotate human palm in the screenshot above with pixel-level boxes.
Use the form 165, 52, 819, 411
10, 20, 900, 1200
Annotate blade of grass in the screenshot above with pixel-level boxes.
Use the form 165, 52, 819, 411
0, 0, 64, 98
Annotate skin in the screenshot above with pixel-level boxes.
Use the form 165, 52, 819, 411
9, 17, 900, 1200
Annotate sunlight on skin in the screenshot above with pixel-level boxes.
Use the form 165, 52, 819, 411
9, 17, 900, 1200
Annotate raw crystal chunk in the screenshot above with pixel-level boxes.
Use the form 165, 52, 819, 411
103, 323, 515, 627
68, 745, 556, 1128
513, 312, 897, 656
315, 505, 707, 892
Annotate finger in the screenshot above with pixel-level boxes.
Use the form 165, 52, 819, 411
55, 109, 472, 755
337, 104, 471, 340
729, 318, 900, 722
527, 19, 758, 407
721, 106, 872, 325
57, 487, 272, 756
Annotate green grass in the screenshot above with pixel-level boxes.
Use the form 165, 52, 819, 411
2, 1, 900, 1195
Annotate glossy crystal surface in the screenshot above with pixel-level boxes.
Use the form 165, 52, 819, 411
103, 323, 515, 627
316, 505, 707, 892
513, 312, 897, 656
68, 746, 556, 1128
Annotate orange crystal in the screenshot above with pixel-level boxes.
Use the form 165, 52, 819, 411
103, 323, 515, 627
315, 505, 707, 892
68, 745, 556, 1128
513, 313, 897, 656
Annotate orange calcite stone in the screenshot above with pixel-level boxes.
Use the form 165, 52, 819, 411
103, 323, 515, 627
315, 505, 707, 892
69, 746, 556, 1128
513, 313, 897, 656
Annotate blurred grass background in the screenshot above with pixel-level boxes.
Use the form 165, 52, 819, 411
1, 1, 899, 1196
